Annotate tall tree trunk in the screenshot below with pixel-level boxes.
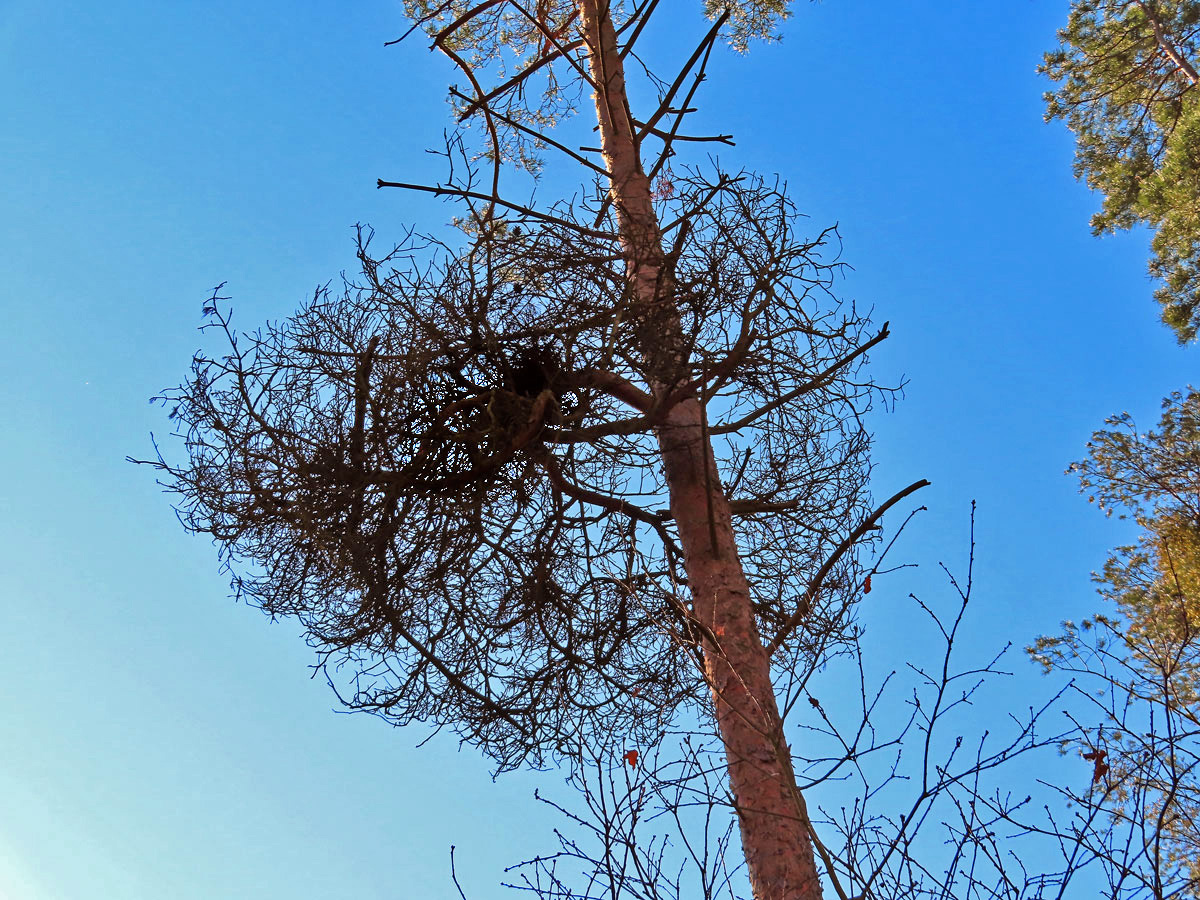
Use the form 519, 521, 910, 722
578, 3, 824, 898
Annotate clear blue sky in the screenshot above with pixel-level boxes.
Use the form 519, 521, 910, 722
0, 1, 1192, 898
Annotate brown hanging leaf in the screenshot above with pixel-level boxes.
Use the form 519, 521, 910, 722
1082, 748, 1109, 784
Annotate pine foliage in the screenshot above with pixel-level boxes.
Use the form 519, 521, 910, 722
1043, 0, 1200, 341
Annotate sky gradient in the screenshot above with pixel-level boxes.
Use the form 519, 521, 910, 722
1, 1, 1195, 897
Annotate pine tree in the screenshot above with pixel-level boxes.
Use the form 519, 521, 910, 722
1043, 0, 1200, 341
142, 4, 933, 898
1031, 389, 1200, 890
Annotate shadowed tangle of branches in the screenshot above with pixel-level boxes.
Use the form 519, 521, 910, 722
141, 169, 887, 773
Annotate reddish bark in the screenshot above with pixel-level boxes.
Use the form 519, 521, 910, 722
1134, 0, 1199, 84
578, 3, 824, 898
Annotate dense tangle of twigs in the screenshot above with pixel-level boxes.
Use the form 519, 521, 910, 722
141, 171, 889, 769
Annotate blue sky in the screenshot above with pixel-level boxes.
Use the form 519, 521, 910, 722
1, 1, 1193, 897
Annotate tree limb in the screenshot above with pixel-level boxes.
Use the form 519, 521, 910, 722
1136, 0, 1199, 84
767, 478, 931, 656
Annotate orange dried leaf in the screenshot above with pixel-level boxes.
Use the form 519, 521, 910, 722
623, 749, 639, 768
